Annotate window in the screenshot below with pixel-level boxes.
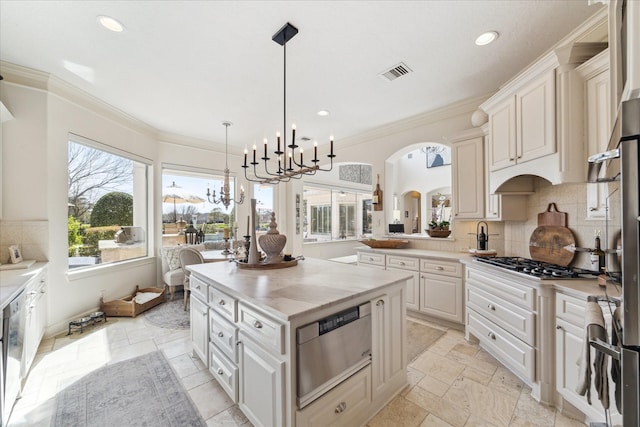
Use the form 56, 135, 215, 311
253, 184, 274, 231
162, 167, 239, 245
303, 185, 372, 242
67, 136, 149, 269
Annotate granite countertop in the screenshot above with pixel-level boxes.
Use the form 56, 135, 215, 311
356, 246, 474, 262
0, 262, 48, 310
188, 257, 412, 321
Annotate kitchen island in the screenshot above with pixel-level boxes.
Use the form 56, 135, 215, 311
187, 258, 410, 427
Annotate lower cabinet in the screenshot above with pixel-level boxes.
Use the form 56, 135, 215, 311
387, 267, 419, 311
238, 331, 285, 427
419, 273, 463, 323
296, 366, 371, 427
555, 293, 622, 424
22, 267, 47, 379
190, 295, 208, 364
371, 288, 406, 400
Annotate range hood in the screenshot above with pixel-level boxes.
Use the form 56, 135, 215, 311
588, 97, 640, 182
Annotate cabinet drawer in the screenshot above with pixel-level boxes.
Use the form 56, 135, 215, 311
467, 311, 535, 382
209, 342, 238, 402
190, 275, 208, 303
420, 259, 461, 278
357, 252, 385, 267
238, 303, 285, 354
555, 293, 585, 326
467, 284, 535, 345
209, 309, 239, 363
209, 286, 237, 322
296, 365, 371, 427
386, 255, 419, 271
466, 267, 536, 310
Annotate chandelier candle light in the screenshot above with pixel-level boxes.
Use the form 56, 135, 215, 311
207, 121, 245, 209
242, 22, 336, 185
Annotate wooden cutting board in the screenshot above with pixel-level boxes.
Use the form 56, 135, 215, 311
529, 226, 576, 266
537, 203, 567, 226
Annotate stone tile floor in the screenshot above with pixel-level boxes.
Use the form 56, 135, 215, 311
8, 315, 589, 427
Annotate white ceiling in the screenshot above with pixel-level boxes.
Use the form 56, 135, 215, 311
0, 1, 604, 151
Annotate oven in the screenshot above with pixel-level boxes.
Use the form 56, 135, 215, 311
296, 302, 371, 409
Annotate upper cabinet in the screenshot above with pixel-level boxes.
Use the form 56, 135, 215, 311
451, 132, 484, 219
489, 69, 556, 171
480, 42, 608, 194
576, 49, 611, 219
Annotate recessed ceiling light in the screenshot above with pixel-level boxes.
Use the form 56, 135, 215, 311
97, 15, 125, 33
317, 110, 330, 117
475, 31, 499, 46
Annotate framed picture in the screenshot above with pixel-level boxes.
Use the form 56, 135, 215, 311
9, 245, 23, 264
425, 146, 451, 168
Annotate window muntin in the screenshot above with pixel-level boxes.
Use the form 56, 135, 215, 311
303, 185, 372, 242
67, 137, 149, 269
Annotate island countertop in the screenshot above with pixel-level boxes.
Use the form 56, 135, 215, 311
188, 257, 412, 321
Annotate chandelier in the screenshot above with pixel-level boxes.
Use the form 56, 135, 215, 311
206, 121, 245, 209
242, 22, 336, 184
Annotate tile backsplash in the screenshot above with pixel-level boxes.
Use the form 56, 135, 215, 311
0, 220, 49, 263
503, 179, 620, 272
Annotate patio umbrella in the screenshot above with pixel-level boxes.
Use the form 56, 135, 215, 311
163, 182, 205, 222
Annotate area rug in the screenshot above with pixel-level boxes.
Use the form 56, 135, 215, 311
51, 350, 206, 427
407, 320, 446, 362
144, 291, 190, 330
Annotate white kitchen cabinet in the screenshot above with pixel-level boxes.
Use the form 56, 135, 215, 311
386, 254, 420, 312
488, 70, 556, 172
451, 135, 485, 219
420, 273, 463, 324
190, 294, 209, 365
576, 49, 611, 220
296, 365, 372, 427
555, 292, 621, 425
22, 267, 47, 379
238, 330, 285, 427
371, 288, 405, 401
357, 251, 385, 269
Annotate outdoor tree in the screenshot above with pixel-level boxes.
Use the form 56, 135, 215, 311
68, 142, 132, 221
90, 192, 133, 227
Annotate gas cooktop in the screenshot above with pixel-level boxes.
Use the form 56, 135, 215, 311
474, 256, 599, 280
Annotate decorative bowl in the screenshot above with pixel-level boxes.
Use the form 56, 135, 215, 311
359, 239, 409, 249
426, 229, 451, 238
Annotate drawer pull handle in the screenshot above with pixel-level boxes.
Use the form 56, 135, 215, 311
195, 284, 201, 290
369, 257, 374, 261
556, 325, 562, 330
488, 332, 496, 340
217, 368, 224, 375
376, 300, 384, 307
236, 341, 242, 346
334, 402, 347, 414
218, 299, 226, 306
202, 311, 208, 317
218, 332, 224, 338
436, 266, 444, 271
254, 320, 263, 329
487, 304, 496, 311
399, 261, 405, 265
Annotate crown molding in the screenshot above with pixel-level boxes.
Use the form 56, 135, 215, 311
0, 61, 158, 138
340, 93, 492, 148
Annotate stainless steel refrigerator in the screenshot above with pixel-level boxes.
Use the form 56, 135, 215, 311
618, 97, 639, 427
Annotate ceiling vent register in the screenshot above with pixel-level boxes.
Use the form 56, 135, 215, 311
380, 62, 412, 81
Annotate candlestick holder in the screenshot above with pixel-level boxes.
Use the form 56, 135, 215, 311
243, 235, 251, 263
222, 237, 231, 255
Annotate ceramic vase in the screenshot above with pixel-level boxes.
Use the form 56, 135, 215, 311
259, 212, 287, 264
247, 199, 261, 265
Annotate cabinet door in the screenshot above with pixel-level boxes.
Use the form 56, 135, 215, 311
452, 136, 485, 219
371, 288, 405, 399
420, 273, 463, 324
386, 267, 419, 311
516, 70, 556, 163
238, 333, 285, 427
555, 318, 607, 421
585, 68, 611, 219
190, 296, 209, 365
489, 97, 517, 171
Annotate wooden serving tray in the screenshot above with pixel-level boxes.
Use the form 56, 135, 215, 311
235, 259, 298, 269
